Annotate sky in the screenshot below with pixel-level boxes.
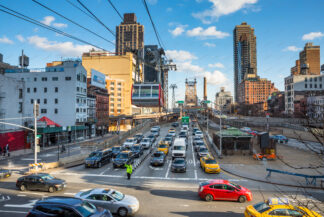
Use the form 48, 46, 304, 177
0, 0, 324, 106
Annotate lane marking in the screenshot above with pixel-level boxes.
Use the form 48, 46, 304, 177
190, 135, 196, 167
100, 166, 111, 175
149, 166, 164, 170
0, 210, 28, 214
194, 170, 198, 180
165, 160, 171, 178
5, 199, 38, 208
64, 193, 76, 196
21, 158, 42, 161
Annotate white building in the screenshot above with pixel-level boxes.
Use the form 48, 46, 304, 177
307, 95, 324, 120
5, 60, 88, 127
0, 74, 26, 132
215, 87, 233, 113
284, 74, 324, 114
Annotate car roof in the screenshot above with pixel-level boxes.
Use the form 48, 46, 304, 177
208, 179, 228, 184
39, 197, 82, 206
26, 173, 49, 177
121, 150, 131, 153
154, 151, 164, 154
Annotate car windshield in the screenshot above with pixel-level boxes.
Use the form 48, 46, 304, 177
110, 190, 124, 201
112, 147, 120, 151
126, 139, 134, 143
117, 153, 128, 159
205, 159, 217, 164
197, 142, 204, 145
148, 135, 154, 138
174, 159, 185, 164
159, 144, 167, 148
173, 146, 185, 150
199, 148, 208, 152
253, 202, 271, 213
229, 182, 242, 190
132, 146, 140, 151
200, 181, 210, 186
153, 153, 162, 157
89, 152, 101, 157
41, 174, 54, 180
75, 201, 97, 217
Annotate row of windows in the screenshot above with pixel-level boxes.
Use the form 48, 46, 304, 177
25, 76, 72, 82
76, 87, 87, 93
110, 109, 122, 113
76, 108, 87, 113
39, 108, 58, 114
27, 87, 58, 93
305, 84, 322, 88
31, 99, 58, 104
305, 77, 323, 82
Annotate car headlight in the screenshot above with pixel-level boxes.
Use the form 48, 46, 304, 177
55, 184, 62, 188
128, 204, 137, 208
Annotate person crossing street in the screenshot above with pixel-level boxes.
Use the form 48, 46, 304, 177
125, 163, 133, 180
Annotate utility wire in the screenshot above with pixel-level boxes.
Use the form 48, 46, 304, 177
64, 0, 95, 21
76, 0, 115, 36
32, 0, 115, 45
106, 0, 123, 20
0, 5, 107, 51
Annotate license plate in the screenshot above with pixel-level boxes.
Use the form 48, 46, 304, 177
155, 163, 158, 165
88, 164, 91, 166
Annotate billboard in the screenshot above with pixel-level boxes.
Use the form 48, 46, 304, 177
91, 69, 106, 89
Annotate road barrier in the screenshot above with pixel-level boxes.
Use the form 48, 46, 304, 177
28, 162, 44, 173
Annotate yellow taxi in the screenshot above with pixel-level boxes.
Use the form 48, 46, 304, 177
157, 142, 169, 155
245, 198, 321, 217
200, 156, 221, 173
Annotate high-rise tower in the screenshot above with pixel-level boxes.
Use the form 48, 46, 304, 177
116, 13, 144, 55
299, 42, 320, 75
233, 22, 257, 102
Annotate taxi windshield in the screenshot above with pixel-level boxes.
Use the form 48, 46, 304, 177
153, 153, 162, 157
126, 139, 134, 143
205, 159, 217, 164
89, 152, 101, 157
253, 202, 271, 213
117, 153, 128, 159
159, 144, 167, 148
112, 147, 120, 151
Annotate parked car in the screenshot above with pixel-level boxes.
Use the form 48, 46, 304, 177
140, 137, 152, 149
0, 168, 11, 179
130, 144, 144, 158
271, 135, 289, 144
85, 148, 112, 168
171, 158, 186, 173
197, 147, 209, 158
16, 173, 66, 193
245, 198, 321, 217
150, 151, 166, 166
198, 179, 252, 202
111, 146, 122, 158
122, 138, 137, 149
26, 196, 112, 217
200, 157, 220, 174
112, 151, 134, 168
75, 188, 139, 217
171, 122, 179, 127
147, 134, 156, 143
134, 133, 144, 143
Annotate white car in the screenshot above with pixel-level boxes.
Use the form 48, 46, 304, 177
140, 138, 152, 149
151, 126, 160, 131
168, 131, 176, 137
75, 188, 139, 217
122, 137, 136, 149
240, 127, 251, 132
195, 131, 203, 138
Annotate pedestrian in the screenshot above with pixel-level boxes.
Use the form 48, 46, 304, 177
0, 146, 2, 156
125, 163, 133, 180
5, 144, 9, 157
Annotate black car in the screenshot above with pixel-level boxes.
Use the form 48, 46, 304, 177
0, 168, 11, 179
134, 133, 144, 143
148, 134, 156, 143
85, 148, 112, 168
26, 196, 112, 217
197, 147, 209, 158
171, 122, 179, 127
16, 173, 66, 193
179, 131, 187, 139
194, 141, 206, 151
171, 158, 186, 173
164, 136, 173, 146
112, 151, 134, 168
150, 151, 166, 166
130, 144, 144, 158
111, 146, 122, 158
192, 127, 199, 135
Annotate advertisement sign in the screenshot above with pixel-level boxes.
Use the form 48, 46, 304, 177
91, 69, 106, 89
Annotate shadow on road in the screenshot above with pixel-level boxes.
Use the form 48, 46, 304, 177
170, 211, 242, 217
150, 189, 198, 201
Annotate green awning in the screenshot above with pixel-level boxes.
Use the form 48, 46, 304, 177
215, 127, 252, 138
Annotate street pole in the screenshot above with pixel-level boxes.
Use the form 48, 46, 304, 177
33, 101, 38, 165
219, 106, 222, 157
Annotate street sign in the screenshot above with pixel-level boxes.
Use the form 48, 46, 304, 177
36, 135, 41, 138
177, 101, 184, 104
203, 100, 211, 104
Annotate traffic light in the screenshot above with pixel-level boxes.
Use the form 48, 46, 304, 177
34, 103, 39, 117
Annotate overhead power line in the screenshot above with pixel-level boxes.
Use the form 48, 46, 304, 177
64, 0, 95, 21
106, 0, 123, 20
0, 4, 107, 51
76, 0, 115, 36
32, 0, 115, 45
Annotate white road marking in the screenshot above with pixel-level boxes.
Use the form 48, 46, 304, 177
194, 170, 198, 180
0, 210, 28, 214
100, 166, 111, 175
64, 193, 76, 196
165, 160, 171, 178
149, 166, 164, 170
5, 199, 38, 208
191, 135, 196, 167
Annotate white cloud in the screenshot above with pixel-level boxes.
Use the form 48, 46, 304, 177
177, 61, 204, 73
15, 35, 25, 42
193, 0, 258, 24
186, 26, 229, 39
283, 46, 302, 52
41, 16, 55, 26
169, 26, 186, 36
53, 23, 68, 28
208, 62, 224, 68
27, 35, 94, 56
0, 36, 14, 44
197, 70, 228, 85
204, 42, 216, 47
165, 50, 197, 62
302, 32, 324, 41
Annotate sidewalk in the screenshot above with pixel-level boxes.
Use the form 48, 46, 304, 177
219, 143, 324, 188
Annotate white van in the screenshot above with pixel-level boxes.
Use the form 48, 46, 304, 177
172, 138, 186, 159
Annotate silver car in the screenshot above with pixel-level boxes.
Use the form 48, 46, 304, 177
75, 188, 139, 217
140, 138, 152, 149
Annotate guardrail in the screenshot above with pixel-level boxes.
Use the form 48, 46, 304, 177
266, 168, 324, 186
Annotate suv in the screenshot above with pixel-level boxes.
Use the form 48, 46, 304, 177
26, 196, 112, 217
85, 148, 112, 168
122, 137, 136, 149
140, 137, 152, 149
16, 173, 66, 193
131, 144, 144, 158
171, 122, 179, 127
147, 134, 156, 143
111, 146, 122, 158
134, 133, 144, 143
113, 151, 134, 168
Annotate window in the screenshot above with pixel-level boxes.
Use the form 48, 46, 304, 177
44, 87, 47, 93
315, 77, 317, 82
83, 108, 86, 112
315, 84, 317, 88
110, 103, 114, 107
117, 104, 121, 107
55, 98, 58, 104
41, 109, 47, 114
55, 87, 58, 92
44, 99, 47, 104
118, 93, 121, 96
77, 87, 80, 92
41, 77, 47, 81
37, 99, 40, 103
320, 84, 322, 88
76, 108, 79, 112
110, 87, 114, 91
118, 88, 121, 91
54, 108, 58, 114
269, 209, 289, 216
77, 74, 80, 81
34, 77, 37, 81
65, 76, 71, 81
310, 84, 312, 88
117, 109, 121, 113
110, 98, 114, 101
118, 82, 121, 86
77, 98, 80, 103
31, 99, 34, 104
305, 84, 307, 88
18, 102, 22, 113
19, 89, 23, 99
110, 82, 115, 85
210, 184, 223, 189
52, 77, 58, 81
34, 88, 37, 93
110, 109, 114, 112
223, 185, 235, 191
27, 88, 30, 93
117, 99, 121, 102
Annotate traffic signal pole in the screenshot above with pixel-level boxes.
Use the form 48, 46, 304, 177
33, 101, 38, 165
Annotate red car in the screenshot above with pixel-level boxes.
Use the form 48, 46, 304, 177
198, 179, 252, 203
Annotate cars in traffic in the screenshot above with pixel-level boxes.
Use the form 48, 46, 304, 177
151, 128, 160, 137
198, 179, 252, 202
244, 198, 321, 217
240, 127, 252, 132
0, 168, 11, 179
172, 138, 186, 159
195, 131, 203, 138
151, 126, 161, 131
140, 137, 152, 149
26, 196, 113, 217
179, 130, 187, 139
164, 136, 173, 146
157, 142, 169, 155
194, 141, 207, 152
200, 156, 220, 173
168, 131, 176, 137
85, 148, 112, 168
113, 151, 134, 168
193, 136, 203, 146
150, 151, 166, 166
111, 146, 122, 158
147, 134, 156, 143
171, 158, 186, 173
16, 173, 66, 193
197, 146, 209, 158
192, 127, 199, 135
171, 122, 179, 127
75, 188, 140, 217
122, 137, 137, 149
134, 133, 144, 143
130, 144, 144, 158
271, 134, 289, 144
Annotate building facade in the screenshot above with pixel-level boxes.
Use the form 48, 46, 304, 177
233, 22, 257, 102
299, 42, 320, 75
86, 95, 96, 138
116, 13, 144, 55
307, 94, 324, 120
215, 87, 233, 113
185, 79, 197, 107
267, 92, 285, 116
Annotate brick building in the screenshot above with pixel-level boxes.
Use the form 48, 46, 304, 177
267, 92, 285, 116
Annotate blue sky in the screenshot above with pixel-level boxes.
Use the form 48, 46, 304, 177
0, 0, 324, 105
